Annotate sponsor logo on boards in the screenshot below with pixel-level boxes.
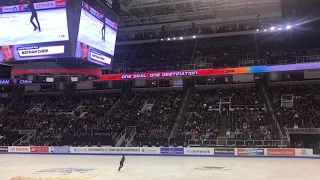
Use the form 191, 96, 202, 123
267, 148, 295, 156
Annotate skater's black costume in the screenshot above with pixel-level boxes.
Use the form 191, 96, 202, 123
101, 13, 106, 42
29, 0, 41, 32
118, 155, 125, 171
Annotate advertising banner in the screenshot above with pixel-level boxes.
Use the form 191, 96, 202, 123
214, 148, 235, 155
140, 147, 160, 154
51, 146, 70, 153
267, 148, 295, 156
9, 146, 30, 153
100, 62, 320, 81
237, 148, 264, 156
184, 148, 214, 155
160, 148, 184, 155
30, 146, 49, 153
0, 79, 13, 85
0, 146, 8, 152
71, 147, 142, 154
295, 149, 313, 156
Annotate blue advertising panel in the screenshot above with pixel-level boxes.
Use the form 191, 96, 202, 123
160, 148, 184, 155
75, 1, 118, 67
0, 0, 70, 62
51, 146, 70, 153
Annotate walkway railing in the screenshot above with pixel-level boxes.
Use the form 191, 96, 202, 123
188, 139, 287, 147
296, 55, 320, 63
286, 128, 320, 134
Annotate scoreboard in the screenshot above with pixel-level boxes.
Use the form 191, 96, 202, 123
0, 0, 119, 67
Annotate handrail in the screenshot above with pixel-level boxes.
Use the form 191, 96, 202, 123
284, 127, 290, 142
188, 138, 287, 147
286, 128, 320, 134
125, 127, 136, 147
115, 129, 126, 147
261, 83, 283, 138
168, 88, 190, 141
12, 129, 36, 146
296, 55, 320, 63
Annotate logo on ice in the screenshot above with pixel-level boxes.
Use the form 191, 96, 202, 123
195, 166, 233, 171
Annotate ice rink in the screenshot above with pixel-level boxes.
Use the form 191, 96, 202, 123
78, 9, 117, 56
0, 154, 319, 180
0, 8, 69, 46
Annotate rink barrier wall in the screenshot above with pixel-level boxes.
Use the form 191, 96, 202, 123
0, 146, 317, 158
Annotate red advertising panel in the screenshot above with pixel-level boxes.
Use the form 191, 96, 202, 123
267, 148, 295, 156
100, 68, 249, 81
30, 146, 50, 153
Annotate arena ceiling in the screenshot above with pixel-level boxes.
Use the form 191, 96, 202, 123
118, 0, 282, 27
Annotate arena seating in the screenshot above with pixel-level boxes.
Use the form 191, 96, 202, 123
270, 84, 320, 128
0, 85, 278, 147
176, 89, 221, 142
115, 37, 314, 72
176, 86, 271, 144
0, 92, 122, 146
107, 90, 182, 146
115, 41, 196, 70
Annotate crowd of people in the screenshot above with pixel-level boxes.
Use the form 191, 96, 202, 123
175, 87, 272, 144
270, 84, 320, 129
114, 36, 316, 72
115, 41, 195, 71
177, 90, 221, 141
1, 82, 320, 147
0, 92, 122, 146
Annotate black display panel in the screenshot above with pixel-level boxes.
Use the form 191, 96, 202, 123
75, 0, 119, 67
0, 0, 70, 62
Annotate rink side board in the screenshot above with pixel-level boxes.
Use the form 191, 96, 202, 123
0, 146, 318, 159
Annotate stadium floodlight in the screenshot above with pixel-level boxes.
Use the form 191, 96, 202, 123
286, 25, 291, 30
270, 27, 275, 31
278, 27, 282, 30
173, 37, 176, 40
161, 39, 164, 41
193, 35, 196, 38
180, 37, 183, 40
264, 29, 267, 32
167, 38, 171, 41
256, 29, 259, 32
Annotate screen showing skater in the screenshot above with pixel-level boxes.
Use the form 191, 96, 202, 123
0, 0, 70, 61
75, 0, 118, 67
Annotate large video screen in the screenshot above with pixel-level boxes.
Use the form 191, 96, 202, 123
75, 1, 118, 67
0, 0, 70, 62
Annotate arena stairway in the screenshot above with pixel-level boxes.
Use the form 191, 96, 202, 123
218, 115, 228, 137
260, 83, 290, 144
169, 87, 194, 138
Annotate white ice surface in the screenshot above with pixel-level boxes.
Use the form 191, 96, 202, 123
0, 9, 69, 46
0, 154, 319, 180
77, 9, 117, 56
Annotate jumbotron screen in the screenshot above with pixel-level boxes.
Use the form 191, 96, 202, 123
0, 0, 70, 62
75, 0, 118, 67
